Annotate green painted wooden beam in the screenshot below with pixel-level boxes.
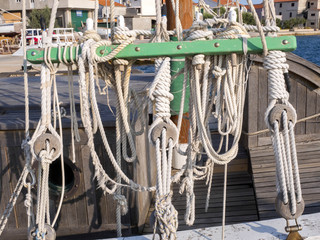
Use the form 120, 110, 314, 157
27, 36, 296, 64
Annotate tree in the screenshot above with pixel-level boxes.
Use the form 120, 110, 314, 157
28, 7, 60, 29
282, 17, 306, 29
213, 7, 226, 16
203, 7, 226, 19
276, 18, 282, 28
242, 12, 256, 25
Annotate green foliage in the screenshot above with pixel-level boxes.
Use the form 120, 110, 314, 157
203, 11, 213, 19
242, 12, 256, 25
213, 7, 226, 16
282, 17, 306, 29
203, 7, 226, 19
28, 7, 60, 29
276, 18, 282, 28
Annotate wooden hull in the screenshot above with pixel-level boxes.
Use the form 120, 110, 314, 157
0, 53, 319, 238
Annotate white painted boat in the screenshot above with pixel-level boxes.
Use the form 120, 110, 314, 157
0, 22, 21, 34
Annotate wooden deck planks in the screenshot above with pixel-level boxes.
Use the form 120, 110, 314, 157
143, 171, 259, 234
249, 140, 320, 220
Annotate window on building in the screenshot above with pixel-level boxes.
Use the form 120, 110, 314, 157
137, 8, 141, 13
16, 0, 21, 2
279, 12, 282, 15
307, 2, 310, 8
311, 22, 315, 25
311, 13, 315, 16
290, 12, 292, 17
311, 2, 314, 5
280, 3, 282, 7
31, 0, 34, 2
291, 2, 295, 6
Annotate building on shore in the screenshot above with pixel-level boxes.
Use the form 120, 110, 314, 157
98, 0, 126, 27
306, 0, 320, 29
0, 0, 95, 31
273, 0, 307, 21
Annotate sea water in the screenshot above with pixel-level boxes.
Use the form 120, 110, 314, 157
293, 35, 320, 66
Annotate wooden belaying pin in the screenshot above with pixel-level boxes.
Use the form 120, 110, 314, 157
231, 53, 237, 67
119, 65, 125, 72
196, 64, 202, 70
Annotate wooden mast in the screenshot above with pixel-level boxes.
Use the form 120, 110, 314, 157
166, 0, 193, 145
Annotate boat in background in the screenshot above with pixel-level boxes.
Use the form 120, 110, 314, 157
12, 28, 78, 56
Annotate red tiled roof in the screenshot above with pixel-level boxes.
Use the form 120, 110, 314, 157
274, 0, 298, 2
98, 0, 125, 7
210, 0, 245, 7
244, 3, 264, 9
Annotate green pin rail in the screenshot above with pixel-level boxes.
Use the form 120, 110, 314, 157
27, 36, 297, 64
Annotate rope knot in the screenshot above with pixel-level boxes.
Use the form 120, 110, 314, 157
192, 54, 205, 66
154, 191, 178, 238
212, 66, 226, 78
113, 193, 128, 215
113, 59, 129, 66
113, 26, 136, 44
38, 140, 55, 165
263, 51, 290, 103
24, 191, 33, 209
149, 58, 173, 119
21, 138, 30, 150
82, 29, 101, 42
185, 20, 213, 41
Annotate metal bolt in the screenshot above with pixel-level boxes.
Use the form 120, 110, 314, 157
214, 42, 220, 47
282, 40, 289, 45
99, 49, 105, 55
177, 45, 182, 50
135, 47, 140, 52
31, 51, 36, 56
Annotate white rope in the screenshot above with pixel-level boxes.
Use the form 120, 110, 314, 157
78, 39, 156, 193
44, 0, 60, 46
94, 0, 99, 31
263, 48, 302, 217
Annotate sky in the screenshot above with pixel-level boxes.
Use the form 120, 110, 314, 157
192, 0, 263, 5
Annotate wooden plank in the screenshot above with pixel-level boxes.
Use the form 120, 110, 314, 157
74, 144, 89, 227
289, 73, 297, 112
316, 93, 320, 134
246, 64, 259, 148
250, 139, 320, 221
81, 145, 99, 230
0, 147, 16, 230
295, 79, 307, 135
258, 67, 268, 139
306, 90, 317, 134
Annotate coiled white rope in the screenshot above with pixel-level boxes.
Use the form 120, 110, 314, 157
263, 51, 302, 217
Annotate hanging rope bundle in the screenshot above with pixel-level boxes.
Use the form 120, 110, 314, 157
148, 57, 179, 240
264, 50, 304, 223
0, 0, 306, 239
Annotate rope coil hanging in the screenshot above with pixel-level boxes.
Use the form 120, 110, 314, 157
0, 0, 305, 239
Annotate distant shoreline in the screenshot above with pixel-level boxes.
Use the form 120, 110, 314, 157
278, 29, 320, 36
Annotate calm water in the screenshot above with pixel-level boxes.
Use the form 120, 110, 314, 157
293, 35, 320, 66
